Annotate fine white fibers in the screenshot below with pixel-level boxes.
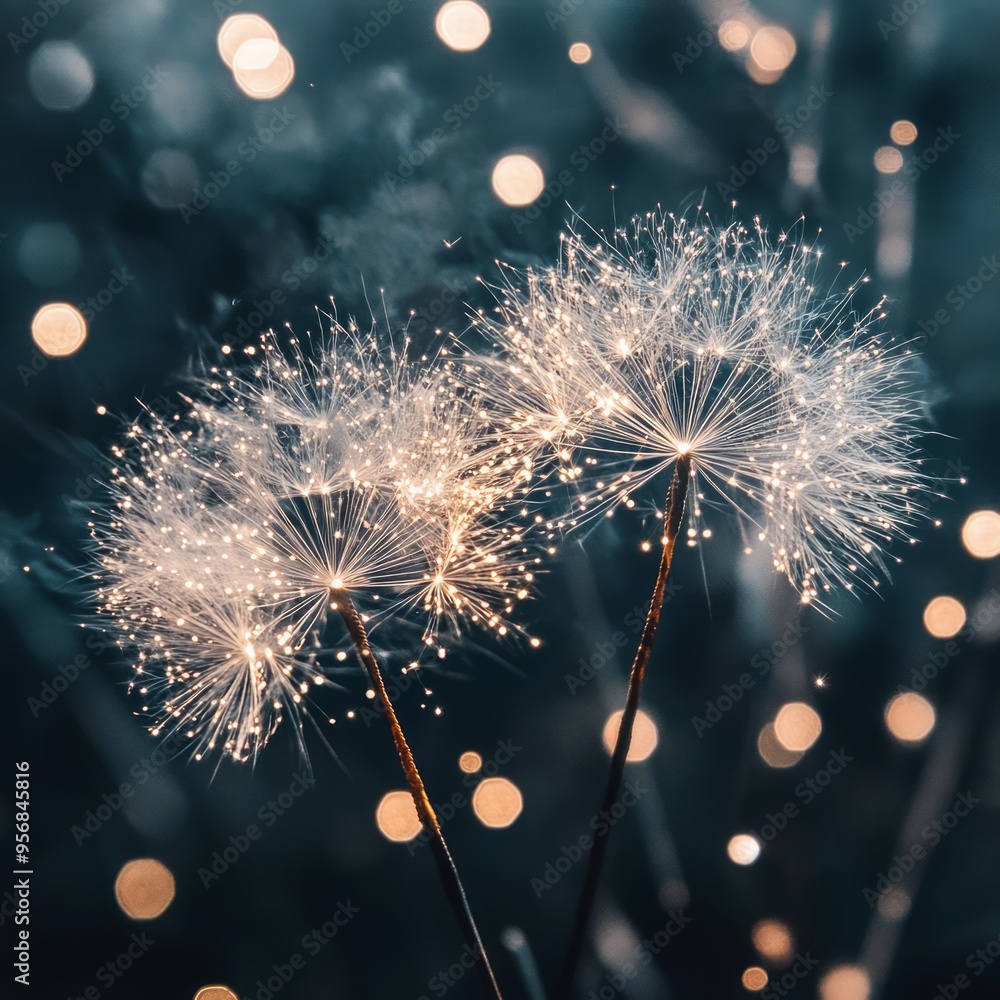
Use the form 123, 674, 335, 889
468, 210, 933, 606
89, 322, 548, 763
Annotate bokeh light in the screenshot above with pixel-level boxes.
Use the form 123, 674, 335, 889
742, 966, 769, 991
491, 154, 545, 206
727, 834, 761, 866
752, 919, 795, 964
922, 596, 966, 638
961, 510, 1000, 558
757, 722, 805, 768
435, 2, 491, 52
874, 146, 904, 173
569, 42, 593, 64
884, 692, 936, 743
114, 858, 175, 919
789, 145, 820, 187
602, 708, 658, 762
217, 14, 278, 68
233, 40, 295, 100
141, 149, 200, 209
719, 20, 752, 52
29, 41, 94, 111
472, 777, 523, 828
31, 302, 88, 357
890, 120, 918, 145
819, 965, 871, 1000
773, 702, 822, 752
18, 223, 81, 286
376, 790, 422, 842
877, 887, 912, 920
194, 987, 238, 1000
459, 750, 483, 773
749, 26, 796, 77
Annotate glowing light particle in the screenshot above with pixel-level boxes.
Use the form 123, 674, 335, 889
435, 2, 491, 51
922, 596, 965, 638
31, 302, 88, 357
472, 777, 523, 828
376, 790, 422, 842
492, 154, 545, 206
884, 692, 935, 744
602, 709, 658, 762
962, 510, 1000, 558
773, 702, 822, 752
114, 858, 176, 919
727, 834, 761, 866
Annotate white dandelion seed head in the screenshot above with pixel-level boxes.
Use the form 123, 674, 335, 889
90, 320, 548, 763
470, 209, 934, 605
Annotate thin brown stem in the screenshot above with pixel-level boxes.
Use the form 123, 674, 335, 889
335, 592, 505, 1000
557, 455, 691, 1000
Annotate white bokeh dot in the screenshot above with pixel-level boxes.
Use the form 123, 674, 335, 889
29, 42, 95, 111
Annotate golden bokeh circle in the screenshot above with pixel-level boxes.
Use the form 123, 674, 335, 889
114, 858, 176, 920
884, 692, 936, 743
472, 777, 523, 828
773, 702, 822, 752
961, 510, 1000, 559
376, 790, 422, 842
217, 14, 278, 69
742, 966, 769, 991
194, 987, 238, 1000
602, 708, 658, 762
31, 302, 88, 357
435, 1, 491, 52
922, 596, 966, 638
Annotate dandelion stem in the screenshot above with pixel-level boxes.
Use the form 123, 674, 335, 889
557, 455, 691, 999
335, 592, 505, 1000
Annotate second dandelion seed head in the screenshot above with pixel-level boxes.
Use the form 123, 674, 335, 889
471, 209, 934, 606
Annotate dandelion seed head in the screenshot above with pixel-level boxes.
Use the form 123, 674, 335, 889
91, 321, 545, 762
471, 209, 933, 605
